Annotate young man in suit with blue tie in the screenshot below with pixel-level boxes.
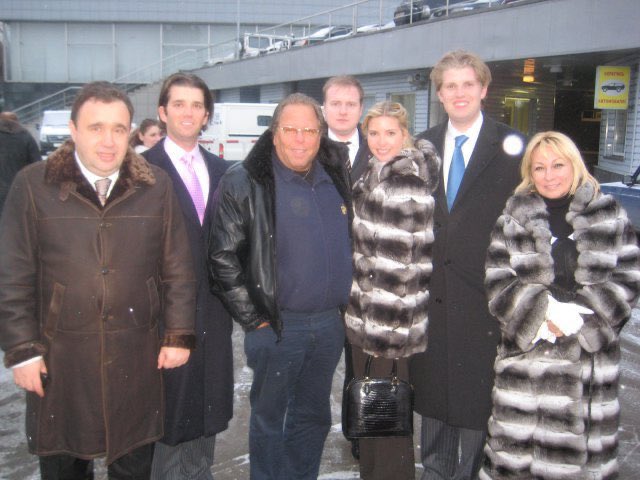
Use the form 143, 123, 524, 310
144, 73, 233, 480
409, 50, 526, 480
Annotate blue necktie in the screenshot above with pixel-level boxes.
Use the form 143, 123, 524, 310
446, 135, 468, 210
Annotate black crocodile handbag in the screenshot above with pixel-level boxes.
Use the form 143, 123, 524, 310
345, 355, 414, 438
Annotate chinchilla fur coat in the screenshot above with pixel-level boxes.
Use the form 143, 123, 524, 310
344, 139, 440, 359
480, 181, 640, 479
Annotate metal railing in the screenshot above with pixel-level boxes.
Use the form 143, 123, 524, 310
10, 0, 529, 123
12, 87, 81, 124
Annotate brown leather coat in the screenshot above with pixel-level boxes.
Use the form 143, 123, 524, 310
0, 141, 196, 463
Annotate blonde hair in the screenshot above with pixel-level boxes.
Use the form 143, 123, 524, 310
362, 101, 414, 149
516, 131, 599, 196
430, 49, 492, 91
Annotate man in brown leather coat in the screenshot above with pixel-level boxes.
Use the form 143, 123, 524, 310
0, 81, 196, 479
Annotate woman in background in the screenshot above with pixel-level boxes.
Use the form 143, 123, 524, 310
130, 118, 162, 153
481, 131, 640, 479
344, 101, 440, 480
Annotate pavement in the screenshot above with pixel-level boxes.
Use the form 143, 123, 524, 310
2, 308, 640, 479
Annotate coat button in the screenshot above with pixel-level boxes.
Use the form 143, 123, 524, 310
101, 267, 109, 274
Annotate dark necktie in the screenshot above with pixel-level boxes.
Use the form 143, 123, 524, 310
95, 178, 111, 207
446, 135, 468, 210
341, 141, 352, 173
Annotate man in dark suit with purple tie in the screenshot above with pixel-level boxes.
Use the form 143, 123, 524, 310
143, 73, 233, 480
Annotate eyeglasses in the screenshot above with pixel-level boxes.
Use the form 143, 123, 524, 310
277, 126, 321, 138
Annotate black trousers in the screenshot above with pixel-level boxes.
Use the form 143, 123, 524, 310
39, 443, 154, 480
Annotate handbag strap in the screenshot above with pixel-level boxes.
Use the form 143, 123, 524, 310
364, 355, 398, 379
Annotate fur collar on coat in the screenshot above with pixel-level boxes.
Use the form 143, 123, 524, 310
45, 139, 155, 204
481, 182, 640, 479
345, 139, 440, 358
243, 128, 350, 204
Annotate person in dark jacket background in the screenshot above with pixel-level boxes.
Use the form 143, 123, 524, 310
322, 74, 373, 460
409, 50, 526, 479
0, 111, 41, 215
208, 93, 352, 480
144, 72, 233, 480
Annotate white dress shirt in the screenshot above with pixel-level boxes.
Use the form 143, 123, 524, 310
442, 113, 484, 195
328, 128, 360, 167
163, 136, 210, 205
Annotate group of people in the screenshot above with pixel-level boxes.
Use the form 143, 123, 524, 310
0, 47, 638, 480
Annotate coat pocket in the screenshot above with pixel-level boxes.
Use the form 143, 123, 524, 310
43, 282, 66, 340
146, 277, 160, 327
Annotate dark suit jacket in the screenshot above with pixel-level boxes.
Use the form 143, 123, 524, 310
144, 139, 234, 444
409, 115, 525, 430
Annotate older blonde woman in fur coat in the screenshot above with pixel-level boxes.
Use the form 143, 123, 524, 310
344, 101, 440, 480
481, 131, 640, 479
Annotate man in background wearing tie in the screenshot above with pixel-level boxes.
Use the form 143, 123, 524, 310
143, 73, 233, 480
409, 50, 526, 480
0, 81, 196, 479
322, 75, 372, 460
323, 75, 372, 185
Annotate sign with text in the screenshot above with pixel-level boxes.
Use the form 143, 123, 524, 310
594, 66, 630, 110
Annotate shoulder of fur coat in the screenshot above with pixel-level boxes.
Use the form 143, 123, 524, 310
345, 141, 439, 359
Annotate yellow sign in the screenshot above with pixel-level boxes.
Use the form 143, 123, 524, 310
594, 66, 630, 110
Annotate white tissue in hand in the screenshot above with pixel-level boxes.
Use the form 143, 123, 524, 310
546, 294, 593, 336
532, 320, 556, 344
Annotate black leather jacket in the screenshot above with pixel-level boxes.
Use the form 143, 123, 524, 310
207, 129, 351, 338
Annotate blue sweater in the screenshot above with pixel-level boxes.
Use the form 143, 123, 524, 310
273, 155, 352, 313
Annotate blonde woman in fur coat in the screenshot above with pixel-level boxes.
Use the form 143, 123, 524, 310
344, 101, 440, 479
481, 131, 640, 479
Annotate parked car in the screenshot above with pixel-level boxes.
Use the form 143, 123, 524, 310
241, 33, 292, 58
38, 110, 71, 156
393, 0, 502, 25
600, 182, 640, 232
292, 26, 352, 47
325, 22, 395, 42
393, 1, 430, 26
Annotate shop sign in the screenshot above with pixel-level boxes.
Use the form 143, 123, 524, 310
594, 66, 630, 110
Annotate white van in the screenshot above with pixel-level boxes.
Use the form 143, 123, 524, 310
39, 110, 71, 156
199, 103, 277, 161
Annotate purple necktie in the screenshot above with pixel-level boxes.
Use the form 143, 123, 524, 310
180, 154, 206, 224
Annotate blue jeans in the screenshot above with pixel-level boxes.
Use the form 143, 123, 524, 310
244, 308, 344, 480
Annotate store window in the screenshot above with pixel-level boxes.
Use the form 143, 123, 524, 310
503, 97, 535, 136
389, 93, 416, 134
603, 110, 627, 159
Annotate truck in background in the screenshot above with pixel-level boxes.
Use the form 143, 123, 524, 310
199, 103, 277, 161
38, 110, 71, 156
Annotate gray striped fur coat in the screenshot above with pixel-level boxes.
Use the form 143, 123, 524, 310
480, 182, 640, 479
344, 139, 440, 359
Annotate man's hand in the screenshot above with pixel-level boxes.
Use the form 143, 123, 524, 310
13, 359, 47, 398
157, 347, 190, 369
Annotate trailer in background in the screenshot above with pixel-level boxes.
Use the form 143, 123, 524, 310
199, 103, 277, 161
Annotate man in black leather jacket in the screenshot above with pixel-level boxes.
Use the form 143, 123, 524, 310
208, 93, 352, 480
